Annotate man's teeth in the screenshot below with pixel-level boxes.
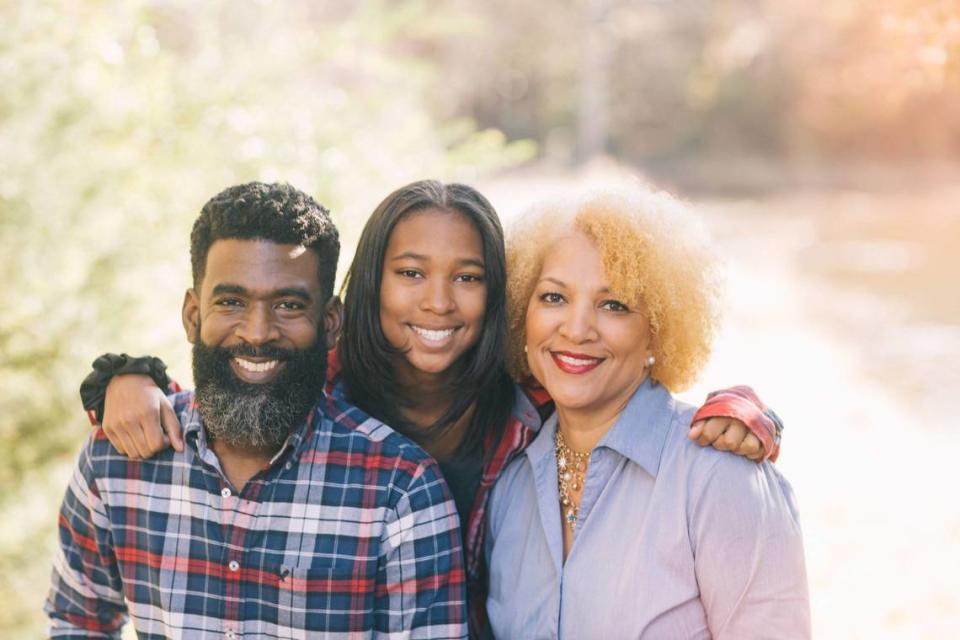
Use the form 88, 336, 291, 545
234, 358, 279, 373
411, 326, 456, 341
556, 354, 600, 367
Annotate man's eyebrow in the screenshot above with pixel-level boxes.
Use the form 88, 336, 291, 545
274, 287, 313, 302
390, 252, 485, 269
211, 284, 247, 296
211, 284, 313, 302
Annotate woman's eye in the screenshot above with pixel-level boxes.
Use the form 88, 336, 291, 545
540, 292, 564, 304
601, 299, 630, 313
456, 273, 484, 283
398, 269, 423, 279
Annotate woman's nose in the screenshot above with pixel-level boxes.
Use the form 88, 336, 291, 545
558, 303, 597, 343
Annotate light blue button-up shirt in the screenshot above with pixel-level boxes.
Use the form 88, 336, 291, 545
485, 379, 810, 639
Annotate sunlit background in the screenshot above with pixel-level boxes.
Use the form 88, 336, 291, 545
2, 1, 958, 637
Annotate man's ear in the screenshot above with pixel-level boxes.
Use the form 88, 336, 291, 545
323, 295, 344, 349
182, 288, 201, 344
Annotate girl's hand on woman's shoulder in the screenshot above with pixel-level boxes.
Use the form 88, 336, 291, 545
689, 417, 765, 461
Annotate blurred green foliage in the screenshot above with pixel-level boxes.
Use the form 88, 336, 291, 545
0, 1, 533, 634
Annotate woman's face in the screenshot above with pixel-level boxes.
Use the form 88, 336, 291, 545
379, 209, 487, 379
525, 231, 653, 417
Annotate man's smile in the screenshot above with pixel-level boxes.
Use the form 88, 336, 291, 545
230, 356, 284, 383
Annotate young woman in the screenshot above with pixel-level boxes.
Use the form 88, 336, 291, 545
81, 180, 783, 636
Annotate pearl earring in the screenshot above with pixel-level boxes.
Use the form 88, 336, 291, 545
524, 345, 528, 354
646, 355, 655, 367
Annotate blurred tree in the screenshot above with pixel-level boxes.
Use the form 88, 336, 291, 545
0, 0, 533, 634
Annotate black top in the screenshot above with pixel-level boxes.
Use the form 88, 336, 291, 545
436, 447, 485, 533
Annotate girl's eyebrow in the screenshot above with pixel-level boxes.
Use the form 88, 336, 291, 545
390, 252, 485, 268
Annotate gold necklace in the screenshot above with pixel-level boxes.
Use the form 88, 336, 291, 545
555, 429, 591, 530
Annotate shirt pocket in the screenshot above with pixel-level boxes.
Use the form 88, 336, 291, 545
275, 562, 368, 635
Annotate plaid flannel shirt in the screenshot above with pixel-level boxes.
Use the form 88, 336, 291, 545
48, 390, 467, 639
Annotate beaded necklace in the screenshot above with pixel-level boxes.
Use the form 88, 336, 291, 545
555, 429, 591, 530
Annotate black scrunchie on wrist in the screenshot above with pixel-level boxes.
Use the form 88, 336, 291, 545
79, 353, 172, 423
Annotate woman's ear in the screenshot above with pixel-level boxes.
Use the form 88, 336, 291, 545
182, 288, 201, 344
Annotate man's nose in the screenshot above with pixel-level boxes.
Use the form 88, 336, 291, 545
235, 303, 281, 346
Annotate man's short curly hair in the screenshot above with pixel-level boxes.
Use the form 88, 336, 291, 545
191, 182, 340, 299
505, 185, 720, 392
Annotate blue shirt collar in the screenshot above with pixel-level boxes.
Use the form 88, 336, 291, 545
523, 378, 675, 478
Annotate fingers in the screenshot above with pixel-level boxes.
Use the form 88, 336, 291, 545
688, 420, 704, 441
715, 421, 748, 452
740, 433, 766, 461
690, 417, 732, 448
104, 423, 140, 459
160, 398, 185, 452
102, 374, 175, 459
141, 410, 168, 455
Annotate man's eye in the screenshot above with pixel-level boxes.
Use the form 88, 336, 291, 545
539, 292, 564, 304
600, 300, 630, 313
277, 301, 305, 311
216, 298, 243, 307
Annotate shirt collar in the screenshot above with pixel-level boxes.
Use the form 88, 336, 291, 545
522, 378, 675, 478
510, 385, 543, 433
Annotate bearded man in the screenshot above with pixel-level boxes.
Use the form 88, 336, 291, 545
46, 182, 466, 639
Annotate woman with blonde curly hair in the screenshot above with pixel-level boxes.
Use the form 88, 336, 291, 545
486, 185, 810, 638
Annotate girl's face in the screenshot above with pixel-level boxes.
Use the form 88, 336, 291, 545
525, 231, 653, 418
379, 209, 487, 379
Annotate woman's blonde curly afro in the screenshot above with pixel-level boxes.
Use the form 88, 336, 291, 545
505, 185, 721, 392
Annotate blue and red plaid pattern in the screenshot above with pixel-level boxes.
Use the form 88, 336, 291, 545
48, 390, 467, 639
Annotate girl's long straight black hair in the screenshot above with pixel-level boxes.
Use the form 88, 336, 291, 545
338, 180, 515, 455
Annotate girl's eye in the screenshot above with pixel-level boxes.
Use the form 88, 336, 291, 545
398, 269, 423, 279
600, 299, 630, 313
456, 273, 484, 283
539, 292, 565, 304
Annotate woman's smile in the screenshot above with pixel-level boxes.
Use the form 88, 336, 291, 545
550, 350, 604, 374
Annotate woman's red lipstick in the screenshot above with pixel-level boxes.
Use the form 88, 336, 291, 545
550, 351, 603, 374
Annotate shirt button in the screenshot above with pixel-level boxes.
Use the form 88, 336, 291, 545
228, 560, 240, 572
221, 487, 232, 498
284, 461, 292, 471
225, 631, 237, 640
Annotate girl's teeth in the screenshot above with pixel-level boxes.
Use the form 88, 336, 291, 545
412, 326, 455, 341
235, 359, 278, 373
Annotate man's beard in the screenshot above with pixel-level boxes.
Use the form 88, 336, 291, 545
192, 334, 328, 451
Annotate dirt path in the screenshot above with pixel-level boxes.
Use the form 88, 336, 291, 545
481, 165, 960, 638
